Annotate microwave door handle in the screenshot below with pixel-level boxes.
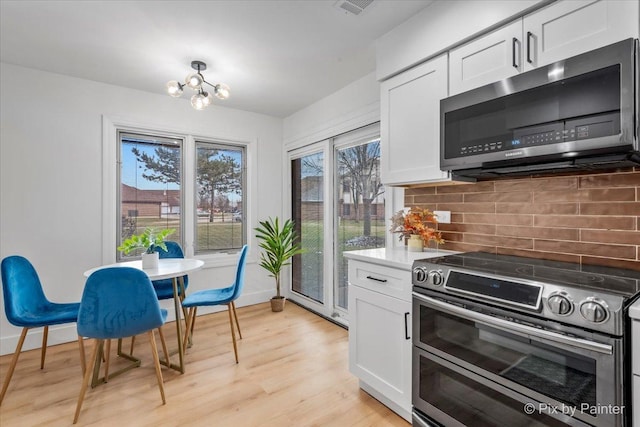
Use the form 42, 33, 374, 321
413, 292, 612, 355
512, 37, 518, 69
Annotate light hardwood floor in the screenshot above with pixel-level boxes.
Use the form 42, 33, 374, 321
0, 302, 410, 426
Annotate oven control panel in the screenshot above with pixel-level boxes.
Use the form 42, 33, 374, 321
412, 262, 625, 336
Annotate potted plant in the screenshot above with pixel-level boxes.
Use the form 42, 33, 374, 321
254, 217, 304, 312
390, 207, 444, 252
117, 227, 175, 269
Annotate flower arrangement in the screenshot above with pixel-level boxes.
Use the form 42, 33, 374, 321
390, 207, 444, 245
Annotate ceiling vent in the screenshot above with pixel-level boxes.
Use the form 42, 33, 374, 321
333, 0, 374, 16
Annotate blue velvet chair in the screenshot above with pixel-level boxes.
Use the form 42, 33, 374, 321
182, 245, 248, 363
0, 255, 83, 405
73, 267, 167, 424
128, 241, 188, 355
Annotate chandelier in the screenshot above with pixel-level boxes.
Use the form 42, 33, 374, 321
166, 61, 230, 110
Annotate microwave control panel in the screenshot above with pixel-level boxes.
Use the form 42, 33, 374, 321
457, 111, 620, 157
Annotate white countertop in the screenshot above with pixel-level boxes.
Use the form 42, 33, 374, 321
629, 298, 640, 320
343, 247, 458, 270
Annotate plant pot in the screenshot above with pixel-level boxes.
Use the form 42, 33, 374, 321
407, 235, 424, 252
142, 251, 159, 269
270, 296, 286, 312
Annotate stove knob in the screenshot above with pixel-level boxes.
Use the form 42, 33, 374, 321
413, 267, 428, 283
428, 270, 444, 286
547, 293, 573, 316
580, 298, 609, 323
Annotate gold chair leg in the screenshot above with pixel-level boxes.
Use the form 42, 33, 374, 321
148, 330, 166, 405
78, 335, 86, 375
129, 335, 136, 356
40, 326, 49, 369
0, 327, 29, 405
227, 304, 239, 363
74, 339, 101, 424
157, 326, 169, 365
231, 301, 242, 339
103, 340, 111, 382
183, 307, 196, 351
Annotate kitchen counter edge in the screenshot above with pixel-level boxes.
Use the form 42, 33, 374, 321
343, 247, 458, 271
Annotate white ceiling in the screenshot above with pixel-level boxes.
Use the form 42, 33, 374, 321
0, 0, 433, 118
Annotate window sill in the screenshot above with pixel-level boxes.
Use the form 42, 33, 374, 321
194, 251, 251, 268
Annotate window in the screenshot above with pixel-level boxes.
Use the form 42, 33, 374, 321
195, 141, 246, 253
117, 132, 183, 260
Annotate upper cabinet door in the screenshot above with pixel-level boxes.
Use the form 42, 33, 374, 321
449, 20, 523, 96
523, 0, 639, 71
380, 54, 449, 186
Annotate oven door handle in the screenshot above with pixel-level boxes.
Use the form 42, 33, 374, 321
413, 292, 613, 355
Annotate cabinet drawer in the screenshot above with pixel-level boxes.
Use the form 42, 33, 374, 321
348, 260, 411, 301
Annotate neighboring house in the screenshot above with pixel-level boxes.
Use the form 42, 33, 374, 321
121, 184, 181, 218
299, 176, 383, 221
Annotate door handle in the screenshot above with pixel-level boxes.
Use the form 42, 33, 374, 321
526, 31, 533, 64
366, 275, 387, 283
512, 37, 518, 69
404, 312, 410, 340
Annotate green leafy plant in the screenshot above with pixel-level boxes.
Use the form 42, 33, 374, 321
117, 227, 175, 255
254, 217, 304, 298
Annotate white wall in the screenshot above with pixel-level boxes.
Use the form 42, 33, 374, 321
0, 62, 283, 355
283, 71, 380, 148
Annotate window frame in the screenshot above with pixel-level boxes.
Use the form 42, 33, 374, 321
193, 139, 247, 255
103, 116, 255, 268
116, 130, 185, 261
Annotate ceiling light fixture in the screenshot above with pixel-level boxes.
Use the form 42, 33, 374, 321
166, 61, 230, 110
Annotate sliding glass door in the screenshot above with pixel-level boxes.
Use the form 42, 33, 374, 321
334, 139, 385, 310
288, 124, 385, 323
291, 150, 325, 303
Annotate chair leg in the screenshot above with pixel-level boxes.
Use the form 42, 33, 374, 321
73, 339, 102, 424
0, 327, 29, 405
129, 335, 136, 356
103, 340, 111, 382
157, 326, 170, 365
40, 326, 49, 369
78, 335, 86, 375
231, 301, 242, 339
227, 304, 239, 363
147, 330, 166, 405
183, 307, 196, 351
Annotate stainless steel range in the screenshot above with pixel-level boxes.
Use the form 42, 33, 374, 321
411, 252, 640, 427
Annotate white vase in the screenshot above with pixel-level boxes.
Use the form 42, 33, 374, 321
142, 251, 159, 269
407, 235, 424, 252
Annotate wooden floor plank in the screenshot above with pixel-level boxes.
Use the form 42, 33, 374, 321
0, 302, 410, 426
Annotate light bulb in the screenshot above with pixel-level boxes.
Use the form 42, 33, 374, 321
214, 83, 230, 100
191, 93, 207, 110
166, 80, 184, 97
185, 72, 204, 89
202, 91, 213, 107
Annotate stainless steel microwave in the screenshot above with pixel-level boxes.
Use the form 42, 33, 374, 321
440, 38, 639, 180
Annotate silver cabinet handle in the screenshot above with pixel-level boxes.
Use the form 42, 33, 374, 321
413, 292, 612, 355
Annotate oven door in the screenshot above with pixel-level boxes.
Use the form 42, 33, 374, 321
412, 292, 624, 427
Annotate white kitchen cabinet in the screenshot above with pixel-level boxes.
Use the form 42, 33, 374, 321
380, 53, 450, 186
449, 0, 639, 95
449, 20, 523, 96
522, 0, 638, 72
348, 261, 412, 422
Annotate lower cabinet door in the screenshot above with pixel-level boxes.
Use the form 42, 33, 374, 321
348, 284, 412, 415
